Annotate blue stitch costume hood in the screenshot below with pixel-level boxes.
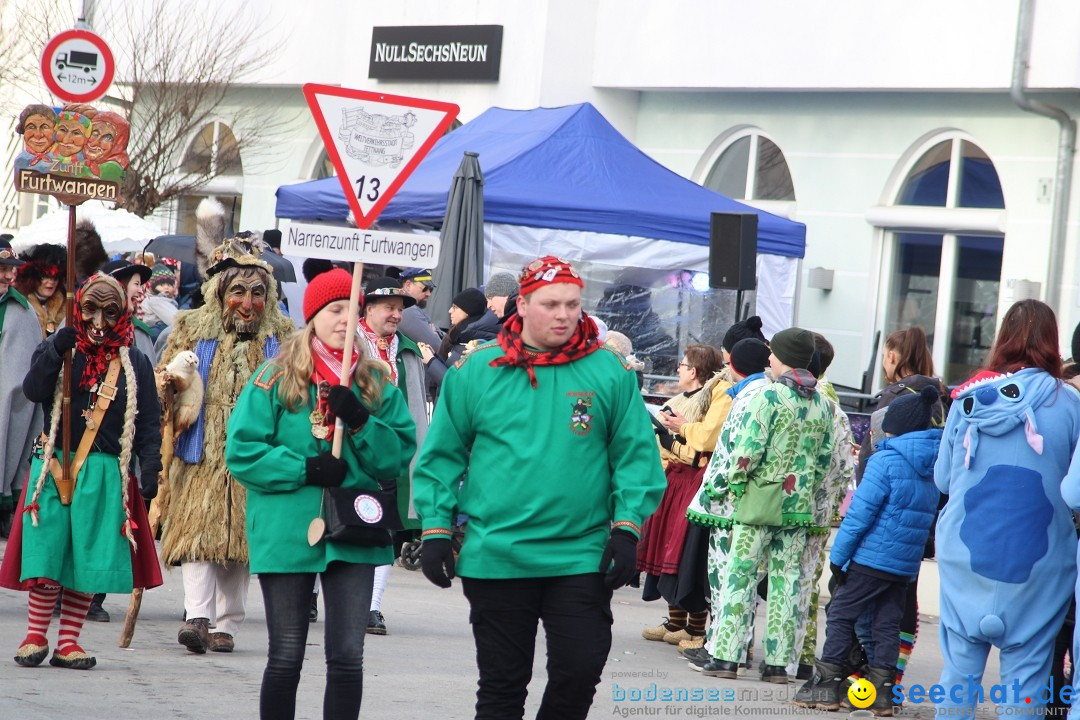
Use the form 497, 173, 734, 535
949, 367, 1053, 468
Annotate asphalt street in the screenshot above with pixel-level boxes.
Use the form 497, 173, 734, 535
1, 542, 1005, 719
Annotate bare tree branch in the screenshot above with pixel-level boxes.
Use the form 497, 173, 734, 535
83, 2, 296, 217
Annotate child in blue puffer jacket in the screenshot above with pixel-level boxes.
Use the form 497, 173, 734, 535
795, 386, 942, 716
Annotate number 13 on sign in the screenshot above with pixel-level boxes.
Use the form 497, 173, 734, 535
355, 176, 381, 202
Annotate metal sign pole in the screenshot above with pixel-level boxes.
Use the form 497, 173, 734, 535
62, 204, 76, 483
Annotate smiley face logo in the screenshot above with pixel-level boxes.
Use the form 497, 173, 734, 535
847, 677, 876, 708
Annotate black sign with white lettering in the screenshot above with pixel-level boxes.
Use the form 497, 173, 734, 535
369, 25, 503, 81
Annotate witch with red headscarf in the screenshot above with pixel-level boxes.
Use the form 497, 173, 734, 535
0, 273, 163, 670
82, 111, 130, 182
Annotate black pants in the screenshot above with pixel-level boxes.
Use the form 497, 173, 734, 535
821, 565, 907, 670
461, 573, 613, 720
258, 562, 375, 720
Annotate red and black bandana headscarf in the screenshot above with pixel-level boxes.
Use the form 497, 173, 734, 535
72, 274, 133, 390
489, 256, 601, 388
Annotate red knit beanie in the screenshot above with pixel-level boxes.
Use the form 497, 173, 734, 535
304, 268, 355, 323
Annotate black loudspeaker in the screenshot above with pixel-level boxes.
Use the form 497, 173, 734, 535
708, 212, 758, 290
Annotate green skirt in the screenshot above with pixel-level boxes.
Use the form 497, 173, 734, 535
20, 452, 134, 594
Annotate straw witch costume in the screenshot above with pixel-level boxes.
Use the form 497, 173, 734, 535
0, 274, 163, 670
156, 199, 294, 654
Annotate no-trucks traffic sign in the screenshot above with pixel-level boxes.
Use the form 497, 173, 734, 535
41, 29, 115, 103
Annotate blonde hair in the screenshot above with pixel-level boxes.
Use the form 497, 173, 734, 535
272, 324, 388, 412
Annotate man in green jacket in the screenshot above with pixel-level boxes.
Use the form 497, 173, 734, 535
413, 255, 665, 720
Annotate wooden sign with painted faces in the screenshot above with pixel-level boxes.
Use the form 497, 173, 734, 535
13, 102, 129, 203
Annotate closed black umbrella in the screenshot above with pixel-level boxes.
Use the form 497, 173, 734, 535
428, 151, 485, 323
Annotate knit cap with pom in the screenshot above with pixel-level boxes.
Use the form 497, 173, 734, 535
882, 385, 940, 436
722, 315, 767, 352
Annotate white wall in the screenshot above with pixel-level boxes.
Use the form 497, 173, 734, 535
594, 0, 1080, 91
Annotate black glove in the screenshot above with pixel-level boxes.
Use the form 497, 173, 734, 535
140, 472, 159, 500
421, 538, 456, 588
327, 385, 370, 430
53, 326, 77, 354
599, 528, 638, 589
657, 433, 676, 451
830, 563, 847, 586
305, 452, 348, 487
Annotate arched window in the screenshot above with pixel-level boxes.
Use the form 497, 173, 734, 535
875, 134, 1006, 385
313, 149, 334, 179
181, 122, 242, 176
701, 130, 796, 203
175, 122, 244, 235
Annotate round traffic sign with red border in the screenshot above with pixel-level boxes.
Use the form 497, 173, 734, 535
40, 29, 115, 103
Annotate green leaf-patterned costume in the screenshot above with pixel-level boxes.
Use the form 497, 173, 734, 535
708, 372, 838, 666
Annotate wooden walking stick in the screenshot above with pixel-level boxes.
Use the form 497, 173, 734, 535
119, 374, 175, 648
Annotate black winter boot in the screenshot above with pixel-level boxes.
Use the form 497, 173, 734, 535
867, 666, 896, 717
793, 660, 846, 711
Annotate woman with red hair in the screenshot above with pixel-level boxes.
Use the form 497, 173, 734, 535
937, 299, 1080, 716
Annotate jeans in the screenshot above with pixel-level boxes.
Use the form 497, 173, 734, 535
462, 573, 613, 720
258, 562, 375, 720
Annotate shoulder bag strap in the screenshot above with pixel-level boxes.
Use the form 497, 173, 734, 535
51, 357, 123, 504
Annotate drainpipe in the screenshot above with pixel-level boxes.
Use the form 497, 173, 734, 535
1011, 0, 1075, 310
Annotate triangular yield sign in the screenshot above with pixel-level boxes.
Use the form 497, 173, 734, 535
303, 84, 459, 229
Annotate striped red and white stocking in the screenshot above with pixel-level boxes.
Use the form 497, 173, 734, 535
57, 589, 93, 653
25, 584, 61, 645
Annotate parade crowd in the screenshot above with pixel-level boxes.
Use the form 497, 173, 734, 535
3, 201, 1080, 720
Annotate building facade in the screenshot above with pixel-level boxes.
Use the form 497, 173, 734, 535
7, 0, 1080, 390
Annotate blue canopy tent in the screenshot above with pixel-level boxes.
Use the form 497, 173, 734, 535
276, 103, 807, 339
278, 102, 804, 256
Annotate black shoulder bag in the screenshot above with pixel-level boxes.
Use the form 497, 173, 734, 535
321, 481, 402, 547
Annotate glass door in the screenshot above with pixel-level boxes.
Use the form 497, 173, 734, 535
886, 232, 1003, 385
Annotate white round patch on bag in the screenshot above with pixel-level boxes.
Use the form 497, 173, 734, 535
353, 494, 384, 523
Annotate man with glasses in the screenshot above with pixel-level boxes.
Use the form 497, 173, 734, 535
0, 237, 45, 539
398, 267, 444, 361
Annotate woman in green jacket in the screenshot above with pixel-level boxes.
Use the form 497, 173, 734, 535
226, 269, 416, 720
